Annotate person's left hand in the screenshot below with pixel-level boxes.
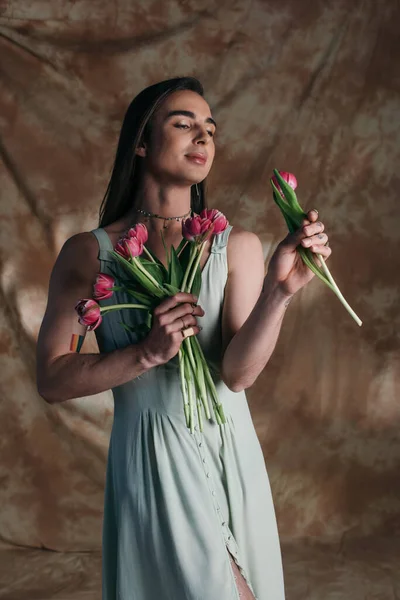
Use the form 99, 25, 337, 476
266, 209, 332, 297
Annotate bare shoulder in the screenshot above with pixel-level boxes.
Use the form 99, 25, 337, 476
51, 231, 100, 283
226, 225, 263, 273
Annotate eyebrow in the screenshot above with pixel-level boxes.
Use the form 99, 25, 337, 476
165, 110, 217, 128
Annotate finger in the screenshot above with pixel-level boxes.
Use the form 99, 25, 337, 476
171, 313, 199, 332
303, 220, 325, 238
306, 208, 319, 222
154, 293, 198, 316
174, 303, 204, 321
159, 302, 204, 327
310, 243, 332, 257
312, 246, 332, 264
301, 232, 328, 248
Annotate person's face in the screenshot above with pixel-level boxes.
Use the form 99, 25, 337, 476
137, 90, 216, 186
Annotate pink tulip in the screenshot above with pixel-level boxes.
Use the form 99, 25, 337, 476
199, 209, 229, 234
182, 215, 204, 241
272, 171, 298, 197
127, 223, 148, 245
75, 299, 102, 331
115, 236, 143, 260
94, 273, 115, 300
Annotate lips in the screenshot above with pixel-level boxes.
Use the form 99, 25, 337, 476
186, 153, 207, 165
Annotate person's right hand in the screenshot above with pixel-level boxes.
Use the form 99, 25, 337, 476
140, 293, 205, 367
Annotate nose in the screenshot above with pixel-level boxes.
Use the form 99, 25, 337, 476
193, 125, 210, 145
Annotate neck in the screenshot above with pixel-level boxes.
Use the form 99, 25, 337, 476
127, 176, 194, 237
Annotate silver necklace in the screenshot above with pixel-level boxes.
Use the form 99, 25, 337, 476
134, 207, 192, 230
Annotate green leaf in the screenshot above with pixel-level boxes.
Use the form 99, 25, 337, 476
169, 245, 184, 288
273, 169, 305, 217
164, 283, 180, 295
123, 287, 154, 307
136, 259, 166, 286
110, 251, 165, 298
190, 264, 202, 298
139, 254, 168, 280
271, 185, 298, 229
177, 239, 194, 273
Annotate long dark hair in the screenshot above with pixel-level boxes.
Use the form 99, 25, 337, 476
99, 77, 208, 228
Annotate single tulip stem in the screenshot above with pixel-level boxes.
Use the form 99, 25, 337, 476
187, 241, 207, 293
100, 303, 148, 314
142, 246, 157, 263
316, 254, 362, 327
177, 240, 189, 258
181, 244, 198, 292
178, 349, 190, 428
132, 256, 163, 290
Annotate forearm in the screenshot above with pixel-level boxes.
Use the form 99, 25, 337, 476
221, 277, 293, 392
38, 341, 155, 404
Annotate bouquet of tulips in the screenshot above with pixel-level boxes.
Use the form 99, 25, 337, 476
270, 169, 362, 326
75, 209, 229, 433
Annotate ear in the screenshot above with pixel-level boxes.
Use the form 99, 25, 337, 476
135, 140, 147, 158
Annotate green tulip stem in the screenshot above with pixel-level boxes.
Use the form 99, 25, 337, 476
187, 241, 207, 293
178, 349, 190, 428
132, 256, 164, 290
100, 303, 148, 314
184, 351, 195, 434
192, 336, 225, 425
142, 246, 157, 263
316, 253, 362, 327
185, 337, 211, 420
180, 244, 198, 292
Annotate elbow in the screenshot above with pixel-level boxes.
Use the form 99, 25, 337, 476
37, 381, 56, 404
36, 375, 65, 405
221, 371, 248, 394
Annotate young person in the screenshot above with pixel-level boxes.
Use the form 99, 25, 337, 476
36, 77, 331, 600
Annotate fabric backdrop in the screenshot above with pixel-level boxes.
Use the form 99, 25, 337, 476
1, 0, 399, 598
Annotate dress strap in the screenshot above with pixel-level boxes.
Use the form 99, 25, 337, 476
211, 224, 233, 253
91, 228, 114, 262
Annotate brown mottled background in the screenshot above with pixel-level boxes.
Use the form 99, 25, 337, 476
1, 0, 399, 598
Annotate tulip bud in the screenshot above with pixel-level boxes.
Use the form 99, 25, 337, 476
128, 223, 148, 245
199, 209, 229, 234
115, 236, 143, 260
271, 171, 298, 197
75, 299, 102, 331
94, 273, 115, 300
182, 215, 203, 241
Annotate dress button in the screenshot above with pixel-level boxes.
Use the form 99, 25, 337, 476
202, 458, 206, 463
222, 521, 226, 526
194, 425, 198, 431
217, 507, 221, 511
206, 473, 211, 478
212, 491, 216, 496
228, 535, 231, 540
198, 442, 202, 447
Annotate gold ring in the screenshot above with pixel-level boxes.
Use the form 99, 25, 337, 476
181, 327, 195, 339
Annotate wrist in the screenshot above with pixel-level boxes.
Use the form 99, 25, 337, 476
262, 276, 294, 304
136, 340, 159, 371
